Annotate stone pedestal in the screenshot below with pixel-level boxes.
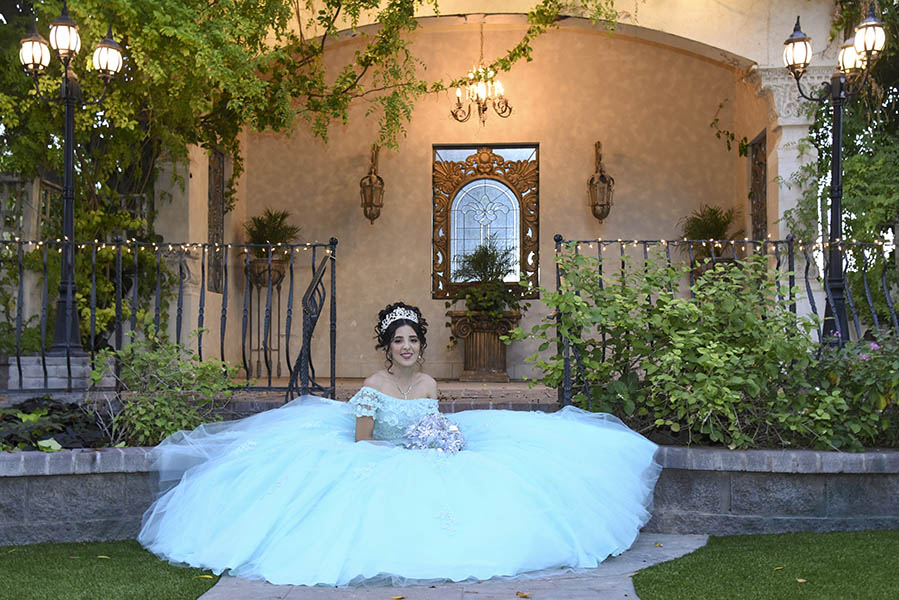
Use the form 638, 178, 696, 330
449, 310, 521, 382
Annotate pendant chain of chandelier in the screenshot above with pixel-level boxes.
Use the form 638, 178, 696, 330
451, 24, 512, 125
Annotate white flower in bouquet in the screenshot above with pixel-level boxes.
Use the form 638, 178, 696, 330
404, 413, 465, 454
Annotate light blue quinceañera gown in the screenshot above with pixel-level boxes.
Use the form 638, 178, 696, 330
137, 387, 661, 586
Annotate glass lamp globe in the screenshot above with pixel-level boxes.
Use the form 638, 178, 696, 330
49, 6, 81, 60
854, 7, 886, 59
92, 27, 123, 80
19, 27, 51, 74
839, 38, 866, 74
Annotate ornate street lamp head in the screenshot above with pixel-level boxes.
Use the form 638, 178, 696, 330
49, 2, 81, 60
19, 24, 51, 74
839, 37, 866, 75
783, 16, 812, 80
92, 26, 124, 81
854, 5, 886, 61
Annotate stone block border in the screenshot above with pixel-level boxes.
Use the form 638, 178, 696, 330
2, 446, 898, 545
645, 447, 899, 535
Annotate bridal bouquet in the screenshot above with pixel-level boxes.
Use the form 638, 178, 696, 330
404, 414, 465, 454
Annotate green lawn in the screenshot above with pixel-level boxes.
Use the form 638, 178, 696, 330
633, 530, 899, 600
0, 539, 219, 600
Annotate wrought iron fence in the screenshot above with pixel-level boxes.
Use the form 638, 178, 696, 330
0, 238, 337, 399
553, 234, 898, 406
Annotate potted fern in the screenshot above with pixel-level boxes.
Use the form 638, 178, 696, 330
243, 208, 301, 287
679, 204, 743, 276
447, 237, 525, 381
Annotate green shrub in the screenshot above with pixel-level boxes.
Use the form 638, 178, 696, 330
84, 331, 238, 447
0, 396, 105, 452
812, 332, 899, 448
511, 246, 893, 451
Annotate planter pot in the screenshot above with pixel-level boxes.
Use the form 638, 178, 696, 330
247, 258, 286, 288
449, 310, 521, 382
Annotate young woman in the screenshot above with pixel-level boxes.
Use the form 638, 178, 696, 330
138, 302, 660, 586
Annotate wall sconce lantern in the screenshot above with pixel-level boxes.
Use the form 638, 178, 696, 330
587, 141, 615, 222
359, 144, 384, 223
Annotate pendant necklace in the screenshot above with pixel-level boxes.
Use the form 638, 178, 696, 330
394, 378, 414, 400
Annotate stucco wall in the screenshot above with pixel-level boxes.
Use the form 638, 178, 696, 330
312, 1, 837, 71
240, 18, 769, 379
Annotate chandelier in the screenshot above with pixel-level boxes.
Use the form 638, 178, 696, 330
451, 25, 512, 125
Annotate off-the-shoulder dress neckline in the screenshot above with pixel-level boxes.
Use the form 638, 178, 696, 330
358, 385, 436, 403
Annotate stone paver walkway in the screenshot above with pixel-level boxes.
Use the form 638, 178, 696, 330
199, 533, 708, 600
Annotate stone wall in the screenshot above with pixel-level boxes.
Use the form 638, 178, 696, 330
2, 445, 897, 546
646, 447, 899, 535
0, 448, 153, 545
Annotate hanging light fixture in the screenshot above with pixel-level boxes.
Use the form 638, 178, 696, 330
451, 24, 512, 126
359, 144, 384, 223
587, 141, 615, 222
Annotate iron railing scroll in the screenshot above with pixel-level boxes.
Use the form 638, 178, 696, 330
286, 237, 338, 401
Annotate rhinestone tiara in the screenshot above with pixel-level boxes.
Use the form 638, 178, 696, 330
380, 306, 419, 330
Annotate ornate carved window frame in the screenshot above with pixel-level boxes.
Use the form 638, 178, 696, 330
432, 145, 539, 299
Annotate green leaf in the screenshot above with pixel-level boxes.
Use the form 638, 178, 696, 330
37, 438, 63, 453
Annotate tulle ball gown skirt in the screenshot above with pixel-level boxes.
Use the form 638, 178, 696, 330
137, 396, 661, 586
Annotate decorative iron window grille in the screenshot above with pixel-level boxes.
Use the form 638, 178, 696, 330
432, 145, 539, 299
207, 149, 226, 293
1, 175, 61, 241
0, 177, 26, 240
749, 132, 768, 241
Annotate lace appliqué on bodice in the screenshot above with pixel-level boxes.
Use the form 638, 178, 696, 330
349, 386, 439, 442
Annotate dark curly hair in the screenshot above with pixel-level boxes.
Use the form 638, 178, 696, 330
375, 302, 428, 370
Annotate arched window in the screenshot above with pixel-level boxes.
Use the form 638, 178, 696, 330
450, 178, 520, 282
432, 145, 539, 298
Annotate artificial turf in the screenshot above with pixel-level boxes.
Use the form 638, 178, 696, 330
633, 529, 899, 600
0, 539, 219, 600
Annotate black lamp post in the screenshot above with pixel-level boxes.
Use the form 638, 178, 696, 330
783, 6, 886, 342
19, 1, 123, 355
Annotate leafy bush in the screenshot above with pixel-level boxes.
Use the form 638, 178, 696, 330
0, 396, 105, 452
811, 332, 899, 448
0, 321, 43, 354
511, 246, 893, 451
84, 331, 238, 447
